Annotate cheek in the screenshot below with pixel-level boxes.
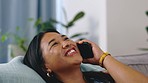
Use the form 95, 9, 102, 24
48, 47, 63, 63
43, 48, 60, 65
51, 47, 62, 56
46, 49, 67, 71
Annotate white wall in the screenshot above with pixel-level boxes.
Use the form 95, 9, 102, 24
61, 0, 107, 51
61, 0, 148, 56
107, 0, 148, 56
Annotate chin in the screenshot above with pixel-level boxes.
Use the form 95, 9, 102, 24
73, 61, 82, 66
74, 58, 83, 65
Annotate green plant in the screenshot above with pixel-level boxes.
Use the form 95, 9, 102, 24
146, 11, 148, 38
146, 11, 148, 36
53, 11, 88, 39
0, 11, 87, 55
34, 18, 55, 32
139, 11, 148, 51
35, 11, 88, 39
0, 26, 27, 52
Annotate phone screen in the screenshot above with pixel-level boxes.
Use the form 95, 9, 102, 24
77, 42, 94, 59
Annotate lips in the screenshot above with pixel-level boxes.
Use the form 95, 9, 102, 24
65, 48, 77, 56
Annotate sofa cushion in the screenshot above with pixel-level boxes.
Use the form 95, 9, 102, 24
0, 56, 45, 83
114, 53, 148, 64
114, 53, 148, 76
1, 53, 147, 83
0, 56, 104, 83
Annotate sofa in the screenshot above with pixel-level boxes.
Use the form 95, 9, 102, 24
0, 53, 148, 83
114, 53, 148, 76
0, 56, 105, 83
0, 56, 45, 83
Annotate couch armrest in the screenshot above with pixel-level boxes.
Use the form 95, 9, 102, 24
114, 53, 148, 76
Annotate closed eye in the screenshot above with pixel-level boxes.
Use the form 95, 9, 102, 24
51, 42, 58, 48
64, 37, 69, 40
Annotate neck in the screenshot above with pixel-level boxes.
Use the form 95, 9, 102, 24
56, 67, 86, 83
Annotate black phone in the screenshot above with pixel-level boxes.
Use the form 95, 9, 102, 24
77, 42, 94, 59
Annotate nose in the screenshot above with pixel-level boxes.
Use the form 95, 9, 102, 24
62, 41, 70, 49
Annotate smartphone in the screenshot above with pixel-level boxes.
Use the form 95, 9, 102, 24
77, 42, 94, 59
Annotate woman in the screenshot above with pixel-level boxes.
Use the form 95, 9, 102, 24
23, 29, 148, 83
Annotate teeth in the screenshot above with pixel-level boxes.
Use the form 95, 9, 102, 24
67, 49, 75, 56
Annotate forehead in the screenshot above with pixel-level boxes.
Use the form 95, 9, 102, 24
41, 32, 60, 42
40, 32, 61, 51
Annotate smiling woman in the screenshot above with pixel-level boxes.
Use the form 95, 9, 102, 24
23, 29, 114, 83
41, 32, 83, 74
23, 29, 148, 83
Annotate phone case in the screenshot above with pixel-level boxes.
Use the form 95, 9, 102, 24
77, 42, 94, 59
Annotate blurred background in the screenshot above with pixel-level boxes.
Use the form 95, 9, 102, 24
0, 0, 148, 63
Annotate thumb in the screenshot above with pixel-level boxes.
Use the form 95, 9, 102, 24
82, 59, 90, 63
82, 58, 95, 64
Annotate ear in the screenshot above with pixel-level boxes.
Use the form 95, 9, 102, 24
44, 64, 52, 73
46, 68, 52, 73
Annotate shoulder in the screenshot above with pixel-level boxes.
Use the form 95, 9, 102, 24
83, 71, 115, 83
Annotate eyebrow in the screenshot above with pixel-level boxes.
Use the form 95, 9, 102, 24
61, 35, 66, 37
48, 35, 66, 45
48, 39, 55, 45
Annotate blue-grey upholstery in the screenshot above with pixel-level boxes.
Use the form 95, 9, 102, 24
0, 53, 148, 83
0, 56, 104, 83
0, 56, 45, 83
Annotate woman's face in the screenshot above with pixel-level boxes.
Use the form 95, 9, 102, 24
40, 32, 82, 73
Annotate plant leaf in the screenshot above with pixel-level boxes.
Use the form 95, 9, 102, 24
70, 32, 88, 39
72, 11, 85, 22
146, 11, 148, 16
28, 18, 34, 21
41, 21, 55, 30
139, 48, 148, 51
34, 18, 42, 27
62, 7, 68, 23
50, 19, 67, 28
1, 35, 8, 42
66, 11, 85, 28
16, 26, 20, 31
66, 22, 74, 28
146, 27, 148, 33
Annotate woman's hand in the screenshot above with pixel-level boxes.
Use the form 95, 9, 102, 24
77, 39, 104, 65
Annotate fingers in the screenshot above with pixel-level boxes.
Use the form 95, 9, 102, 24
77, 39, 93, 44
82, 59, 90, 64
82, 58, 99, 65
76, 39, 104, 65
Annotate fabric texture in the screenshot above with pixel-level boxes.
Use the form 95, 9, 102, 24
83, 72, 115, 83
0, 56, 45, 83
114, 53, 148, 76
0, 53, 148, 83
0, 56, 104, 83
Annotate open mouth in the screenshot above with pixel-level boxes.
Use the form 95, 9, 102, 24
65, 48, 77, 56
